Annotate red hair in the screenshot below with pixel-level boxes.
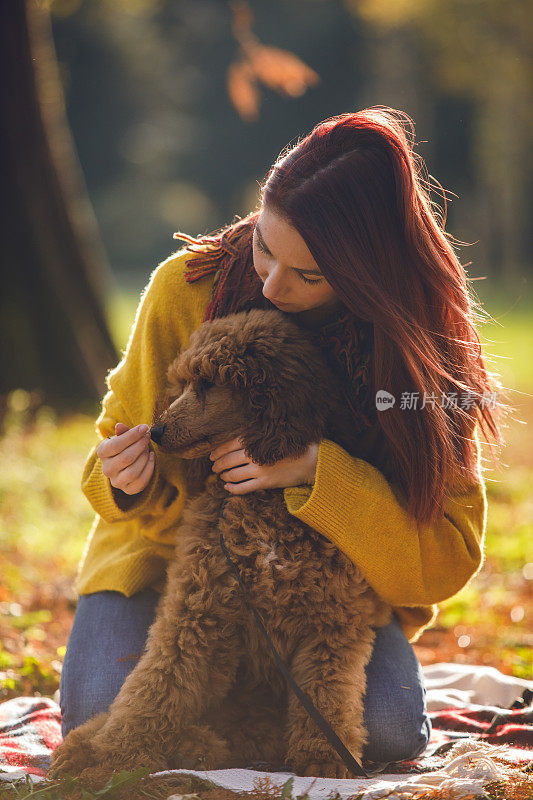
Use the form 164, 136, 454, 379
261, 107, 507, 522
177, 107, 508, 525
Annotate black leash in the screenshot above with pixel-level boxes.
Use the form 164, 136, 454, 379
218, 498, 386, 778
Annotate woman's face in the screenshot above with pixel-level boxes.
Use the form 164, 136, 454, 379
252, 205, 340, 313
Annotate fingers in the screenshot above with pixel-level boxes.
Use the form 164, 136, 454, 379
210, 441, 263, 486
114, 447, 150, 485
115, 450, 155, 495
209, 437, 243, 463
96, 423, 154, 495
219, 464, 260, 483
97, 424, 150, 459
211, 448, 249, 477
101, 436, 150, 479
223, 478, 262, 495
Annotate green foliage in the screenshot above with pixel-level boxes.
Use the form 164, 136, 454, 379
0, 774, 79, 800
280, 777, 294, 798
0, 769, 175, 800
83, 768, 151, 798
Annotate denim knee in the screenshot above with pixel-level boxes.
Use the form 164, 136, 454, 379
59, 589, 160, 738
362, 618, 432, 764
363, 688, 432, 764
59, 660, 118, 737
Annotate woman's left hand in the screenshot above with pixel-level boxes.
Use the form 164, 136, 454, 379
209, 437, 319, 495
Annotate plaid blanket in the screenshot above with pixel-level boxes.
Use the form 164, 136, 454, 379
0, 696, 61, 780
0, 673, 531, 786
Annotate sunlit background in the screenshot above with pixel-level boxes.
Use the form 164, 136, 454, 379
50, 0, 531, 287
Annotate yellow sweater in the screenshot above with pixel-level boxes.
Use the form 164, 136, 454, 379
76, 247, 488, 643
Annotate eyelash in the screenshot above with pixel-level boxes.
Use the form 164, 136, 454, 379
255, 237, 323, 284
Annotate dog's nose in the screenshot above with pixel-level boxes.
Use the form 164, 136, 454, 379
150, 425, 166, 445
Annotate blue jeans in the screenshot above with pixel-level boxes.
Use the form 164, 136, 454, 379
59, 590, 431, 767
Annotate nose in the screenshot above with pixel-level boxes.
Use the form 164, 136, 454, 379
150, 425, 166, 445
262, 270, 287, 303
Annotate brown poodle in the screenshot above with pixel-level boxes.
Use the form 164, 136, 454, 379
50, 308, 391, 782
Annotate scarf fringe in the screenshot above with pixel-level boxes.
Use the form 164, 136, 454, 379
173, 231, 229, 282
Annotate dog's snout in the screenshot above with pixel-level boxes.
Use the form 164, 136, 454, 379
150, 425, 166, 444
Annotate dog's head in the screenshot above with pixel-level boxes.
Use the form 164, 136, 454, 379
150, 309, 351, 465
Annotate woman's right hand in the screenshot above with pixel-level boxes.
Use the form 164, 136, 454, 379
96, 422, 155, 495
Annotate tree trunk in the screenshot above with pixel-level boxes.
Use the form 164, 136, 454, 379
0, 0, 118, 411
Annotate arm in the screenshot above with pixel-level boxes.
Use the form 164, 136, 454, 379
283, 425, 487, 607
81, 249, 213, 525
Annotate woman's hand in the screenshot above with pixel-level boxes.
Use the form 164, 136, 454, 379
96, 422, 155, 495
210, 437, 319, 495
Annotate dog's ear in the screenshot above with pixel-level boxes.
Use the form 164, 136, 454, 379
183, 457, 213, 497
235, 342, 340, 466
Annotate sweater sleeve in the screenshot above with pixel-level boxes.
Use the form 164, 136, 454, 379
81, 249, 212, 524
283, 425, 487, 608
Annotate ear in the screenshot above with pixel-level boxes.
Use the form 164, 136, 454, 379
183, 457, 213, 497
236, 350, 335, 465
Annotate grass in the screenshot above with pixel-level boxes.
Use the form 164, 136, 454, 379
0, 770, 243, 800
412, 281, 533, 678
0, 279, 532, 797
2, 772, 532, 800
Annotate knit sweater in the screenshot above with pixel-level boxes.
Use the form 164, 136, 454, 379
76, 247, 488, 643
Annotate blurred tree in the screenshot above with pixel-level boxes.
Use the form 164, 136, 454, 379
50, 0, 358, 274
42, 0, 531, 283
0, 0, 118, 412
349, 0, 533, 279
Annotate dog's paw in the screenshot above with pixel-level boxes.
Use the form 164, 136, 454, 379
170, 723, 232, 770
300, 759, 352, 779
49, 741, 95, 778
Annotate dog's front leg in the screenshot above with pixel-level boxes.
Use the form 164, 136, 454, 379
86, 602, 242, 773
285, 624, 376, 778
52, 601, 242, 777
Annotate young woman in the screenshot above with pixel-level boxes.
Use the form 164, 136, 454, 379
59, 107, 503, 770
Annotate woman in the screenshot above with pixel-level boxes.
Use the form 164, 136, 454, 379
59, 107, 504, 769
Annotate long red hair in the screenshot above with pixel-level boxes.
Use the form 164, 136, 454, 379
179, 107, 508, 525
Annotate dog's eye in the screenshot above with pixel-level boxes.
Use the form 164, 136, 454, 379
194, 378, 212, 397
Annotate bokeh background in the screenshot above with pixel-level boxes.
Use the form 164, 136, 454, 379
0, 0, 531, 703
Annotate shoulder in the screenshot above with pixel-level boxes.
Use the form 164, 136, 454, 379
106, 244, 217, 400
142, 244, 216, 317
114, 243, 218, 367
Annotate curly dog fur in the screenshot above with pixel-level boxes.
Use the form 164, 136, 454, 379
51, 309, 391, 783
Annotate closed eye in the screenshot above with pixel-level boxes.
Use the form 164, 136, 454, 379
256, 235, 272, 257
255, 235, 324, 284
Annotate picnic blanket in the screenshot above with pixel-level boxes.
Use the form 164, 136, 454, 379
0, 663, 531, 798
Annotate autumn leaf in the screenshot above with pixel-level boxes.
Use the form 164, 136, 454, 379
227, 60, 260, 122
227, 0, 320, 120
247, 44, 320, 98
